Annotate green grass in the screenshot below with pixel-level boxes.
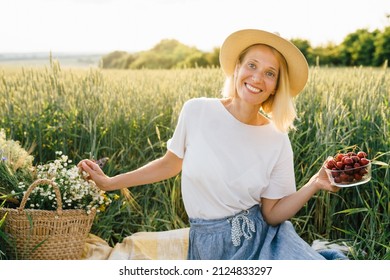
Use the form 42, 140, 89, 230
0, 62, 389, 259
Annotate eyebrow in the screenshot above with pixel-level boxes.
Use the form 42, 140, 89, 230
250, 58, 279, 72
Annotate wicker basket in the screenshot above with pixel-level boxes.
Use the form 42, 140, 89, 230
0, 179, 96, 260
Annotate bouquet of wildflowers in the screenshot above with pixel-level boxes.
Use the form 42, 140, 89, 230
11, 152, 112, 214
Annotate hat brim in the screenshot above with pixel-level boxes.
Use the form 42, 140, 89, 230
219, 29, 308, 97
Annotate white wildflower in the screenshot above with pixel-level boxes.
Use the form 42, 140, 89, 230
15, 152, 112, 211
61, 155, 68, 162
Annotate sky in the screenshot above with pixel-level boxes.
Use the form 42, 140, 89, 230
0, 0, 389, 54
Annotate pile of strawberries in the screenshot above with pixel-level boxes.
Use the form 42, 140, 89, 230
325, 151, 370, 184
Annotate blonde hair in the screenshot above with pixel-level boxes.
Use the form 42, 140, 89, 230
221, 44, 297, 133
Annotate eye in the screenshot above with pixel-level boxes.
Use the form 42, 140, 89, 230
248, 62, 256, 69
266, 71, 276, 78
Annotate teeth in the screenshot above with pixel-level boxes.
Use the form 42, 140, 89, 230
245, 83, 261, 93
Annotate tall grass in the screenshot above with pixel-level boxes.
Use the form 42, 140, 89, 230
0, 62, 389, 259
291, 66, 390, 259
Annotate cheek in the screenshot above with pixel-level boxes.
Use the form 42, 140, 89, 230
271, 84, 278, 93
267, 79, 278, 92
233, 70, 244, 90
235, 73, 250, 92
237, 66, 251, 79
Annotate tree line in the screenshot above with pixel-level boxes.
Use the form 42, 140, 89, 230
101, 26, 390, 69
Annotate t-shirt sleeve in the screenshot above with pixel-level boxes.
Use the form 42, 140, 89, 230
167, 102, 188, 159
261, 135, 296, 199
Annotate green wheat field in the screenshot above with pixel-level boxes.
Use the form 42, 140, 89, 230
0, 61, 389, 259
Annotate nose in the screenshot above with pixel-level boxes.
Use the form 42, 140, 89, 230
251, 73, 263, 83
251, 68, 268, 83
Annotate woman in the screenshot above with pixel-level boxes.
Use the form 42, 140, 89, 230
78, 29, 347, 260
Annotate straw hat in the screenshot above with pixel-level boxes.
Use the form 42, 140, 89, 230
219, 29, 309, 96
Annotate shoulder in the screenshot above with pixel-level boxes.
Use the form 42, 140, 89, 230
266, 122, 292, 148
182, 97, 218, 112
183, 97, 217, 107
266, 122, 289, 137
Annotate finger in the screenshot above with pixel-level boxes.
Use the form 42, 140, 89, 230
77, 160, 85, 168
332, 186, 341, 192
75, 160, 94, 181
78, 160, 87, 174
81, 161, 95, 173
324, 156, 333, 165
78, 160, 90, 172
78, 159, 93, 169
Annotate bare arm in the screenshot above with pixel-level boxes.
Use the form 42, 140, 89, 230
261, 164, 340, 226
78, 150, 183, 191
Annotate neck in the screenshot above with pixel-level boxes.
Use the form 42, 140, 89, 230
223, 97, 265, 126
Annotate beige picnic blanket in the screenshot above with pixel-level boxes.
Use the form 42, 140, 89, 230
82, 227, 350, 260
82, 227, 190, 260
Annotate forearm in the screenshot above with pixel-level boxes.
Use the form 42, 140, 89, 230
261, 174, 321, 226
80, 151, 183, 191
107, 156, 181, 190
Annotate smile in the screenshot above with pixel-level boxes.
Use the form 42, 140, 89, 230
245, 83, 262, 93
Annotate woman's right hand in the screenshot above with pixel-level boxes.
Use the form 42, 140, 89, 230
78, 159, 111, 191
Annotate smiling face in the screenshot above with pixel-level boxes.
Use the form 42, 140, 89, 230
234, 44, 280, 107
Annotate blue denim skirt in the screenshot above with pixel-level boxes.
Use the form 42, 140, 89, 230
188, 205, 347, 260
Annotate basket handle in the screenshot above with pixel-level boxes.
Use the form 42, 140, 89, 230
18, 179, 63, 215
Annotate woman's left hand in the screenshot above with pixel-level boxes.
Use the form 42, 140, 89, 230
312, 157, 340, 192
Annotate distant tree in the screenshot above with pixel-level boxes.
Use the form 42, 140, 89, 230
291, 38, 313, 64
310, 43, 344, 66
205, 47, 220, 67
123, 54, 138, 69
176, 51, 208, 68
130, 39, 201, 69
339, 29, 376, 66
101, 51, 128, 68
100, 23, 390, 69
129, 51, 161, 69
373, 26, 390, 66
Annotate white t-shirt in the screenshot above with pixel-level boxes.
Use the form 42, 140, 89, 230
167, 98, 296, 219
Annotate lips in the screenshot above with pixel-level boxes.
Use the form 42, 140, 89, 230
245, 83, 262, 94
